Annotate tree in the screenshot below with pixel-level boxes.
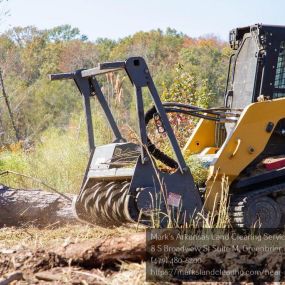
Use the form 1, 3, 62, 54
178, 36, 230, 101
46, 25, 88, 42
58, 40, 99, 71
95, 38, 116, 61
158, 64, 214, 149
184, 37, 229, 90
5, 26, 42, 47
0, 25, 230, 146
20, 34, 47, 82
110, 29, 184, 69
162, 63, 213, 107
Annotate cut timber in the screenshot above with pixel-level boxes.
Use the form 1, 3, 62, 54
0, 233, 146, 277
54, 232, 146, 266
0, 185, 79, 227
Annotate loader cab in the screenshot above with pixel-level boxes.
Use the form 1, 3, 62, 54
225, 24, 285, 109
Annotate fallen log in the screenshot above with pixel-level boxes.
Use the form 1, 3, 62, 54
0, 233, 146, 277
0, 184, 79, 227
54, 232, 146, 266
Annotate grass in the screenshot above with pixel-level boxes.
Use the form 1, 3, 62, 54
197, 174, 230, 229
0, 224, 144, 248
137, 144, 231, 229
0, 108, 114, 193
0, 117, 231, 230
0, 128, 88, 193
0, 135, 232, 284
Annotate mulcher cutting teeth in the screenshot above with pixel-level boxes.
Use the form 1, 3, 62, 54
75, 181, 132, 227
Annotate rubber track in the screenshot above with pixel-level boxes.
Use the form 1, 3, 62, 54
229, 182, 285, 228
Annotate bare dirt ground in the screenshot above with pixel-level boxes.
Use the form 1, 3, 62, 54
1, 224, 284, 284
0, 225, 148, 284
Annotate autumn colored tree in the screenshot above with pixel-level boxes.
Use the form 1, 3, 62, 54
0, 25, 229, 145
179, 36, 231, 101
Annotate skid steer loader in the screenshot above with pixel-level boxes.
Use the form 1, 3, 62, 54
50, 24, 285, 230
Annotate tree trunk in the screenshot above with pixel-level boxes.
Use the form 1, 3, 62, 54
54, 232, 146, 267
0, 185, 79, 227
0, 69, 20, 141
0, 233, 146, 280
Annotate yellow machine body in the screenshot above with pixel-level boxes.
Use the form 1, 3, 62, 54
184, 98, 285, 211
183, 118, 217, 156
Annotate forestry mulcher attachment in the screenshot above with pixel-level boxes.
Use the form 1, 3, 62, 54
51, 24, 285, 230
50, 57, 203, 227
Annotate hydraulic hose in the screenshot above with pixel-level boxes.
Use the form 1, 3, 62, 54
145, 102, 235, 169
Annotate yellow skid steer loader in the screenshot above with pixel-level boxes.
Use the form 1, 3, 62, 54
50, 24, 285, 230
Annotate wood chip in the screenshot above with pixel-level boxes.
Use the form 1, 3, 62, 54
0, 271, 23, 285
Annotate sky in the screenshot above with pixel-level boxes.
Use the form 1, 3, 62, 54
0, 0, 285, 41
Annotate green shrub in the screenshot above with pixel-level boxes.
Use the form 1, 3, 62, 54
185, 155, 209, 186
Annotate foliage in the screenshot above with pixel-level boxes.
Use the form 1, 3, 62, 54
147, 64, 214, 162
161, 63, 214, 108
179, 37, 231, 102
0, 109, 115, 193
0, 26, 229, 144
0, 25, 230, 192
46, 24, 88, 42
185, 155, 209, 186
